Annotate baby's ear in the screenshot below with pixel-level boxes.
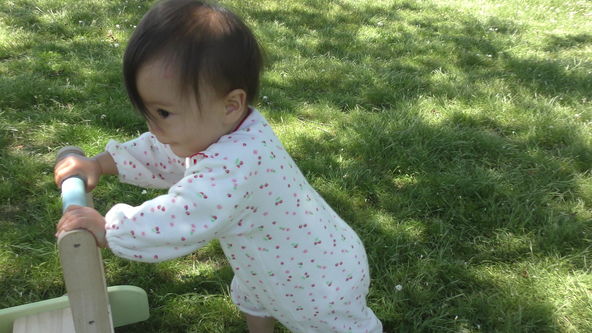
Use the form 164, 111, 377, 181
224, 89, 247, 116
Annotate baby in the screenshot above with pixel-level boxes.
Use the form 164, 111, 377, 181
54, 0, 382, 332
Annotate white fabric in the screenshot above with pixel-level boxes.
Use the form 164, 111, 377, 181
104, 110, 382, 332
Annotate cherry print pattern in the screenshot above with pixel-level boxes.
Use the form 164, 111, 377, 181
103, 110, 382, 332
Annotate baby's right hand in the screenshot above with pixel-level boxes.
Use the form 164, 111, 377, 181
54, 155, 102, 191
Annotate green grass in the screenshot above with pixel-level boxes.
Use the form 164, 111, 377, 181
1, 0, 591, 332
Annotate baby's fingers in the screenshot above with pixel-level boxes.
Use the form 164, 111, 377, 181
63, 204, 84, 213
56, 213, 74, 235
56, 205, 84, 234
54, 158, 79, 188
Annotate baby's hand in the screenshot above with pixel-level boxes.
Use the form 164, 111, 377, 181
54, 155, 102, 191
56, 205, 108, 248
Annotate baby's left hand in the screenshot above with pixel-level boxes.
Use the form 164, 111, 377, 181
56, 205, 108, 248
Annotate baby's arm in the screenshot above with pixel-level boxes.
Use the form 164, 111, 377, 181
104, 153, 252, 263
94, 151, 118, 175
106, 132, 185, 189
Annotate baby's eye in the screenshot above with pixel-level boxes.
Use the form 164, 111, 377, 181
156, 109, 170, 118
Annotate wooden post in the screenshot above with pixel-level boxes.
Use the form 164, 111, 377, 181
56, 146, 114, 333
57, 230, 113, 333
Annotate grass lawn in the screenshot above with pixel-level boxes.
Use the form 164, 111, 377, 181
1, 0, 591, 331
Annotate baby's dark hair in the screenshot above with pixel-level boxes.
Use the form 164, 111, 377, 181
123, 0, 263, 117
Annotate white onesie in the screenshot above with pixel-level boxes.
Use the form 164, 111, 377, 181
104, 109, 382, 332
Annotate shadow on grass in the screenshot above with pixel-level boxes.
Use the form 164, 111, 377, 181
104, 253, 243, 332
544, 33, 592, 51
1, 0, 591, 332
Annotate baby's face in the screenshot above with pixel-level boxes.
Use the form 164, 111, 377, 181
136, 59, 241, 157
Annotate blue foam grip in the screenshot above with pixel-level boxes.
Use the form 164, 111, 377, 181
61, 176, 87, 212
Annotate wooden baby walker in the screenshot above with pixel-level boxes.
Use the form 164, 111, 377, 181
0, 147, 150, 333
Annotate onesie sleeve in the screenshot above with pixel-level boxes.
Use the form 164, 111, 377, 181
105, 132, 185, 189
104, 152, 253, 263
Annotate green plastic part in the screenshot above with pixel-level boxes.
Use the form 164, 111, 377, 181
109, 285, 150, 327
0, 285, 149, 333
